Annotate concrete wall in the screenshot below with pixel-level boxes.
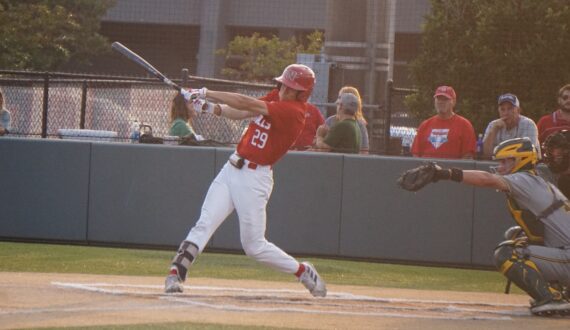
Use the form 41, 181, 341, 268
0, 138, 511, 267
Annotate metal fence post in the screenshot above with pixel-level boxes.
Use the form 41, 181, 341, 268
181, 68, 189, 87
80, 80, 87, 129
41, 72, 49, 138
383, 79, 393, 154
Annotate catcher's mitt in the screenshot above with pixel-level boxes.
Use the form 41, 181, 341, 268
397, 162, 440, 192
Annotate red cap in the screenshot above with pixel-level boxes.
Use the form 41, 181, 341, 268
433, 86, 456, 100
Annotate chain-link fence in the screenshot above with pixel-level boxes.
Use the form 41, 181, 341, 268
1, 70, 422, 155
0, 70, 272, 144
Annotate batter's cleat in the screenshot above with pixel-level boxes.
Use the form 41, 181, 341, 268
164, 274, 183, 293
530, 298, 570, 316
299, 262, 327, 297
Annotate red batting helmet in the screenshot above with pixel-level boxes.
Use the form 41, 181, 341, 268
274, 64, 315, 102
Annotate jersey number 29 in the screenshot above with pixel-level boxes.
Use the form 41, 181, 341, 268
251, 129, 268, 149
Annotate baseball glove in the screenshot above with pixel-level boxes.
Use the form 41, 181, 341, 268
397, 162, 440, 192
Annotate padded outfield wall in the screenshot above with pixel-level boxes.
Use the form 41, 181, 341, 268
0, 138, 513, 268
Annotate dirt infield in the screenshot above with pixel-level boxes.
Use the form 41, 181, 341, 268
1, 272, 569, 329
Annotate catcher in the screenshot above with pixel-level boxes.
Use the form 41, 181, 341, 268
398, 137, 570, 316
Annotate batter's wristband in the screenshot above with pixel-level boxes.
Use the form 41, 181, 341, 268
450, 168, 463, 182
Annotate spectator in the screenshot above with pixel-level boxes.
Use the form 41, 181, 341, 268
0, 90, 12, 136
411, 85, 476, 159
537, 130, 570, 198
315, 93, 361, 154
325, 86, 369, 154
482, 93, 540, 159
291, 103, 324, 150
537, 84, 570, 144
169, 92, 196, 137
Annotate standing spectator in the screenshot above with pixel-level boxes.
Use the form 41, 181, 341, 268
315, 93, 361, 154
482, 93, 540, 159
169, 93, 197, 137
0, 90, 12, 136
325, 86, 369, 154
291, 103, 324, 150
411, 85, 476, 159
537, 84, 570, 143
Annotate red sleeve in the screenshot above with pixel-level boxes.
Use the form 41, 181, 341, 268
536, 115, 548, 142
266, 100, 305, 128
259, 88, 280, 102
461, 119, 477, 156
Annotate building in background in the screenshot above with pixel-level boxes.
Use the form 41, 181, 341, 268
96, 0, 429, 152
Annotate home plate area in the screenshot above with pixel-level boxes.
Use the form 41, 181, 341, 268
52, 281, 531, 321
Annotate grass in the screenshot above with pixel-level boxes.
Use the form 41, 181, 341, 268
2, 241, 524, 330
0, 241, 519, 293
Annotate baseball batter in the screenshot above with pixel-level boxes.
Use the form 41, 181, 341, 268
399, 137, 570, 316
164, 64, 326, 297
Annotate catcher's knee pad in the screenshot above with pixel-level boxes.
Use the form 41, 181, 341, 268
171, 240, 199, 281
494, 242, 556, 303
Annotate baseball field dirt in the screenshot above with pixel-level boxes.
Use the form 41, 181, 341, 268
1, 272, 569, 329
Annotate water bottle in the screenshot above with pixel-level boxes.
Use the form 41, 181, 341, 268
476, 133, 484, 159
130, 120, 140, 143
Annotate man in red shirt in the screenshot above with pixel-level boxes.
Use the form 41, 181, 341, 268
537, 84, 570, 144
411, 85, 476, 159
292, 103, 324, 150
164, 64, 327, 298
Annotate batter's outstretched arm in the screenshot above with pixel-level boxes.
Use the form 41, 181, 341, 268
206, 91, 268, 116
462, 170, 509, 191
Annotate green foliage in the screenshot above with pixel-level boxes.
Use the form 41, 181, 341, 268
217, 30, 324, 83
407, 0, 570, 134
0, 0, 115, 71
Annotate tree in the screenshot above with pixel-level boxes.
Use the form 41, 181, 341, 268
407, 0, 570, 134
0, 0, 115, 71
217, 30, 324, 83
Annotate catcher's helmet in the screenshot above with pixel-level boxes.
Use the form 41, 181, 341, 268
274, 64, 315, 102
543, 130, 570, 173
492, 137, 538, 174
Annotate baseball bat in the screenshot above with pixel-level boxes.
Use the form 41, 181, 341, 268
111, 41, 182, 92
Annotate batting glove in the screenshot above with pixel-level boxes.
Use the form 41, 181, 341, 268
181, 87, 208, 102
191, 99, 215, 114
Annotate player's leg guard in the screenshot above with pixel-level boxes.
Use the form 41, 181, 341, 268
493, 242, 569, 315
170, 240, 199, 281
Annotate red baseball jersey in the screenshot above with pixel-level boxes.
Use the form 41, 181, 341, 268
537, 110, 570, 143
292, 103, 324, 149
236, 93, 307, 165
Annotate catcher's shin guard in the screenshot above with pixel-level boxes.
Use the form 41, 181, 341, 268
494, 243, 560, 305
171, 240, 199, 281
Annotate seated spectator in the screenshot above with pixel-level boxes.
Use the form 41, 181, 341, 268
315, 93, 361, 154
536, 130, 570, 198
169, 93, 196, 137
0, 90, 12, 136
537, 83, 570, 144
411, 85, 476, 159
325, 86, 369, 154
291, 103, 324, 150
482, 93, 540, 159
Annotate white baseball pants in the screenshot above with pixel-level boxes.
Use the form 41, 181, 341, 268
185, 159, 299, 274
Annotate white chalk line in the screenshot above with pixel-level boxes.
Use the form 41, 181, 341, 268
43, 281, 530, 321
